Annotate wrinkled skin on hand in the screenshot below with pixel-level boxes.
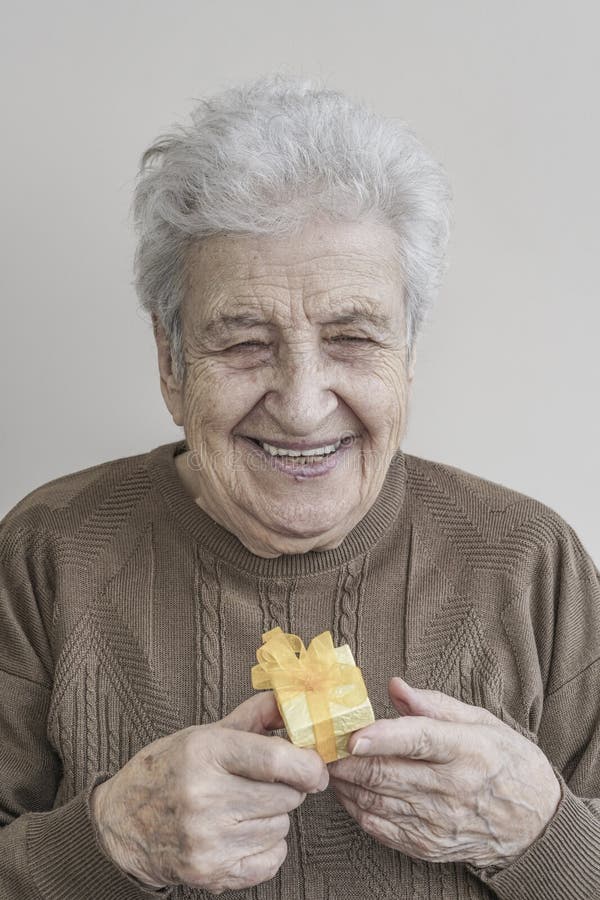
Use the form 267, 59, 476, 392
328, 678, 561, 870
90, 692, 329, 894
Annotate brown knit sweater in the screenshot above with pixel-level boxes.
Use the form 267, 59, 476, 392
1, 438, 599, 900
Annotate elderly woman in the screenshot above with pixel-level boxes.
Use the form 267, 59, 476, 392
1, 75, 599, 900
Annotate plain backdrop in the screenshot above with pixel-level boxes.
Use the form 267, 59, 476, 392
1, 1, 598, 563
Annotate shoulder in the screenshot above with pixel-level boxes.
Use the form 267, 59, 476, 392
401, 451, 593, 571
403, 450, 561, 518
0, 445, 159, 554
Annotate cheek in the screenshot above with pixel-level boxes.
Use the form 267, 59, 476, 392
183, 365, 264, 433
344, 356, 408, 433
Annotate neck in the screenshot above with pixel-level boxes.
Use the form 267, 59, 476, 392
174, 451, 376, 558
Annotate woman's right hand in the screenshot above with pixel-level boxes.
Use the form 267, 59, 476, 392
90, 692, 329, 894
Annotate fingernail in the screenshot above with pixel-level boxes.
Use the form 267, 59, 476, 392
317, 770, 329, 791
351, 738, 371, 755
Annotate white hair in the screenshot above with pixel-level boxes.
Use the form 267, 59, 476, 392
132, 73, 452, 382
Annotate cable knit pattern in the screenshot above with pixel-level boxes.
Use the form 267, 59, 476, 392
195, 552, 223, 725
0, 439, 599, 899
333, 556, 368, 656
258, 577, 290, 634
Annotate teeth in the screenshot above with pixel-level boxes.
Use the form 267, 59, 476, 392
260, 440, 341, 458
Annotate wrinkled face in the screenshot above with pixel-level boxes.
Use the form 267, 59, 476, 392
158, 219, 416, 558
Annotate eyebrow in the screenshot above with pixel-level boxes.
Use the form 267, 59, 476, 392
201, 304, 390, 340
202, 313, 273, 339
321, 310, 389, 329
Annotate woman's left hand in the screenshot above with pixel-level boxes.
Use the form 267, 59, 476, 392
327, 678, 561, 869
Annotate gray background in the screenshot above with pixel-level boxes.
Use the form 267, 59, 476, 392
1, 1, 598, 562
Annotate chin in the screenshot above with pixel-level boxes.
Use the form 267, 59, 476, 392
270, 520, 330, 539
266, 509, 343, 540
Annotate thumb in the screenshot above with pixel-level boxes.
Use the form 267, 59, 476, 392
219, 691, 285, 735
388, 677, 499, 726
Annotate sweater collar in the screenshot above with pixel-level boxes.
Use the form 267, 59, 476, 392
147, 439, 407, 576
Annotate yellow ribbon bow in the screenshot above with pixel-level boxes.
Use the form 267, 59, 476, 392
251, 626, 367, 763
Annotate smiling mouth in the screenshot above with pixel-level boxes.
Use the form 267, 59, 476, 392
241, 435, 355, 464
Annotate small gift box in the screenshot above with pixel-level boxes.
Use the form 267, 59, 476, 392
251, 626, 375, 763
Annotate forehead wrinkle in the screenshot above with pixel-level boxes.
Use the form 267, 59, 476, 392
184, 241, 404, 340
189, 238, 400, 284
202, 265, 398, 311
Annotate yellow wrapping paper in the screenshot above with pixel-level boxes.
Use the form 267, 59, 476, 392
251, 627, 375, 763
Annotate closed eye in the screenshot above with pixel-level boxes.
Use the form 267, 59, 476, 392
328, 335, 373, 343
226, 336, 374, 351
227, 341, 270, 350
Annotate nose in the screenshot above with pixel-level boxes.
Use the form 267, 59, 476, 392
262, 347, 338, 436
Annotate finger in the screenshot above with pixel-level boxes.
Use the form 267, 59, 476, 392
220, 692, 285, 735
234, 841, 289, 887
331, 778, 397, 818
224, 840, 289, 892
228, 812, 291, 853
343, 716, 464, 763
221, 772, 306, 818
328, 758, 441, 795
215, 730, 329, 794
332, 787, 400, 851
388, 678, 499, 727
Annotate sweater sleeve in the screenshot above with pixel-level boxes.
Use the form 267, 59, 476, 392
467, 521, 600, 899
0, 511, 174, 899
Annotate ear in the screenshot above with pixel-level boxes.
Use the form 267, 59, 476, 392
152, 313, 184, 427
